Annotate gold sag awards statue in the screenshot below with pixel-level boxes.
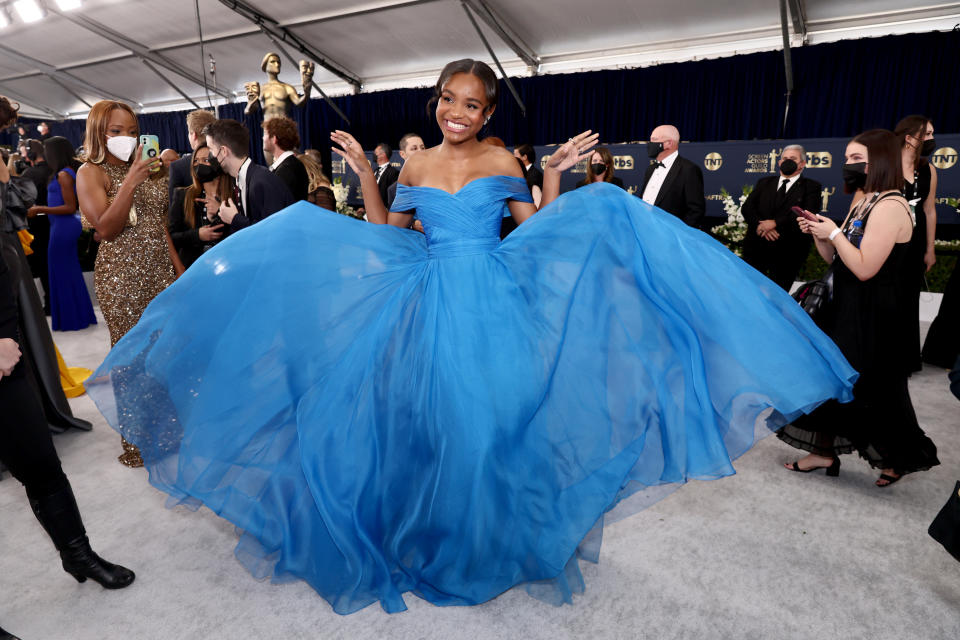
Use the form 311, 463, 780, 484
244, 52, 315, 121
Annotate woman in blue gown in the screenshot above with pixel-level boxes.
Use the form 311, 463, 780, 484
87, 59, 857, 614
27, 137, 96, 331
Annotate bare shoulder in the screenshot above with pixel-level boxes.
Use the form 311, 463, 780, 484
397, 148, 437, 186
872, 195, 913, 229
77, 162, 106, 187
484, 146, 523, 178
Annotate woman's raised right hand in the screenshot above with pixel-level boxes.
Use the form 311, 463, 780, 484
125, 144, 161, 187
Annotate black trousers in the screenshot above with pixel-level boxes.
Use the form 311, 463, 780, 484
0, 368, 68, 501
743, 233, 810, 292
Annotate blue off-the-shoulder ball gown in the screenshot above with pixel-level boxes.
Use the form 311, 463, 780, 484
86, 176, 856, 614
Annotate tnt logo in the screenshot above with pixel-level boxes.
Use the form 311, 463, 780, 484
704, 152, 723, 171
805, 151, 832, 168
613, 155, 634, 170
932, 148, 958, 170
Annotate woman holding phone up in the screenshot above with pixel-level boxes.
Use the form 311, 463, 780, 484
778, 129, 939, 486
76, 100, 183, 467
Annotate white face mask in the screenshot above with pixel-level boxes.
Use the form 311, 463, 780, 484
106, 135, 137, 161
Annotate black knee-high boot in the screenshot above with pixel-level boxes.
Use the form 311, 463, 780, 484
28, 484, 135, 589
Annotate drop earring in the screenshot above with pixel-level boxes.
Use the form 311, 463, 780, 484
484, 116, 490, 126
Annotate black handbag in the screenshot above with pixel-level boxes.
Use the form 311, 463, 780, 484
928, 481, 960, 562
792, 266, 834, 326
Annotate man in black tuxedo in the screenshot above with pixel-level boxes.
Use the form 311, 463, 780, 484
263, 116, 308, 201
168, 109, 217, 207
741, 144, 822, 291
203, 119, 294, 235
372, 143, 399, 208
513, 143, 543, 191
386, 133, 426, 209
639, 125, 705, 228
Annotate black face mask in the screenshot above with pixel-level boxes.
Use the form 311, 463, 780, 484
590, 163, 607, 176
842, 162, 867, 190
779, 159, 798, 176
195, 162, 220, 183
920, 138, 936, 157
206, 149, 226, 177
647, 141, 664, 158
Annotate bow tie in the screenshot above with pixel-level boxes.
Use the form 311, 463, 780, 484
652, 161, 665, 169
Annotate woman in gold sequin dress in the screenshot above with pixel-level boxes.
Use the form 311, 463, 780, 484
76, 101, 183, 467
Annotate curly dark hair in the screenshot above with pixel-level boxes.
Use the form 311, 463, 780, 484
262, 116, 300, 152
0, 95, 19, 130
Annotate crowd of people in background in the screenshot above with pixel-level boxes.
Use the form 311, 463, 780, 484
0, 46, 958, 631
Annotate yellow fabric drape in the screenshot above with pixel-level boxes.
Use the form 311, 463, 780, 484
18, 229, 34, 255
54, 343, 92, 398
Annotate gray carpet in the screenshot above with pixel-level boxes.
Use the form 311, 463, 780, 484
1, 310, 958, 640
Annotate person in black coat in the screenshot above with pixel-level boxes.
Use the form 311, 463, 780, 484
20, 139, 52, 312
202, 120, 295, 234
0, 107, 134, 634
167, 109, 218, 208
639, 124, 705, 228
372, 142, 400, 209
513, 143, 543, 192
263, 116, 308, 201
741, 144, 822, 291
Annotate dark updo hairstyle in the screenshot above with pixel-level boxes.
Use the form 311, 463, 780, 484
428, 59, 499, 116
894, 114, 931, 170
0, 95, 19, 130
850, 129, 903, 195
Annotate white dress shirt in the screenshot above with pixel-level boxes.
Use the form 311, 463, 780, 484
641, 150, 679, 205
269, 150, 294, 172
777, 172, 801, 195
237, 157, 252, 215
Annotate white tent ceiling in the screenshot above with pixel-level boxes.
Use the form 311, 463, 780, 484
0, 0, 958, 119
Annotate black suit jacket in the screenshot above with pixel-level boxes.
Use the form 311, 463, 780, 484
168, 153, 193, 208
640, 156, 705, 228
21, 162, 52, 206
229, 163, 296, 233
741, 174, 822, 243
375, 164, 400, 208
526, 165, 544, 191
272, 154, 309, 202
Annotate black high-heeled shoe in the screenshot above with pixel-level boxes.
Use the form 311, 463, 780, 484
876, 472, 902, 487
29, 485, 135, 589
785, 458, 840, 477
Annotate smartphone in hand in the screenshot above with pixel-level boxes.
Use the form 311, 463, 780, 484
140, 134, 160, 172
791, 205, 818, 222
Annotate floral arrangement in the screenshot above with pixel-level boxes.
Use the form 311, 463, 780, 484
711, 185, 753, 255
331, 177, 364, 220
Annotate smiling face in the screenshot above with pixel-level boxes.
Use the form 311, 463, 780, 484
435, 72, 491, 143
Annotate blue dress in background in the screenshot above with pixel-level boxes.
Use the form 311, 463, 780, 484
47, 167, 96, 331
86, 176, 856, 614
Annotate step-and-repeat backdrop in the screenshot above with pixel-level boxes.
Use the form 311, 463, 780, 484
333, 135, 960, 224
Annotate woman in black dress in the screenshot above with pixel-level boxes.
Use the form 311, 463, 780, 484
777, 129, 939, 487
168, 143, 230, 268
895, 115, 938, 372
574, 146, 624, 189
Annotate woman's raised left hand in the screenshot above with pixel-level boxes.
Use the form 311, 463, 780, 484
545, 130, 600, 173
330, 130, 373, 177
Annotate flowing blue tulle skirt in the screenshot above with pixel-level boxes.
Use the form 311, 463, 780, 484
87, 184, 856, 613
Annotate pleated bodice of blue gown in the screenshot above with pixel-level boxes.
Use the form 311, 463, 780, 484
86, 175, 857, 614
